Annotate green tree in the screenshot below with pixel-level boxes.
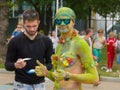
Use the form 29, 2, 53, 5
90, 0, 120, 38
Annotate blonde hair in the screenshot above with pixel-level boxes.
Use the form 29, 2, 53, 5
109, 32, 114, 37
18, 22, 23, 26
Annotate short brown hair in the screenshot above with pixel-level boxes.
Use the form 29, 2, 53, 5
85, 28, 93, 35
23, 10, 39, 22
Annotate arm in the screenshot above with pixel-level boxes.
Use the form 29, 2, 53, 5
44, 36, 53, 70
5, 38, 30, 71
5, 39, 17, 71
35, 36, 54, 81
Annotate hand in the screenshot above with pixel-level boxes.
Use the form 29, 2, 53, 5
14, 58, 26, 69
93, 56, 98, 60
105, 43, 109, 45
52, 69, 66, 81
35, 60, 47, 77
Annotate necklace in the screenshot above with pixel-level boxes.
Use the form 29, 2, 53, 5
52, 29, 78, 68
58, 29, 78, 44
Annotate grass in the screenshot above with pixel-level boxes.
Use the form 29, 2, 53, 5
0, 64, 5, 68
98, 46, 119, 77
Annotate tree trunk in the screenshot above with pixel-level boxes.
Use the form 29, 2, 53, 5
0, 1, 9, 63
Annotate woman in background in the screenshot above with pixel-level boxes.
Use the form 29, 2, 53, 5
105, 32, 116, 72
93, 29, 105, 66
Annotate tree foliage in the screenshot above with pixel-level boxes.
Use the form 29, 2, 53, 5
1, 0, 120, 34
64, 0, 90, 19
90, 0, 120, 18
64, 0, 120, 19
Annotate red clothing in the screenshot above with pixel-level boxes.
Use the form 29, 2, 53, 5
106, 38, 116, 68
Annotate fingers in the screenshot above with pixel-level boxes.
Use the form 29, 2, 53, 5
56, 69, 64, 74
35, 61, 46, 77
35, 66, 45, 76
36, 60, 43, 66
52, 71, 64, 81
15, 61, 26, 69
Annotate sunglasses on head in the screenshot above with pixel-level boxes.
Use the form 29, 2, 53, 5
17, 27, 21, 28
55, 19, 71, 25
98, 32, 103, 33
23, 13, 37, 18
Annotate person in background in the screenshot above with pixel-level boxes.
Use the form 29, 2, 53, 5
106, 32, 116, 72
10, 23, 23, 39
92, 29, 105, 65
50, 30, 59, 54
7, 23, 23, 44
5, 10, 53, 90
39, 30, 44, 36
80, 30, 86, 38
35, 7, 99, 90
115, 33, 120, 78
84, 28, 93, 49
84, 28, 98, 60
84, 28, 101, 86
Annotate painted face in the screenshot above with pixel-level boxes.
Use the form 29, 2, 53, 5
24, 20, 40, 36
55, 16, 74, 33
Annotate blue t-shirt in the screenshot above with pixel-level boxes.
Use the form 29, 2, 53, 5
12, 31, 22, 37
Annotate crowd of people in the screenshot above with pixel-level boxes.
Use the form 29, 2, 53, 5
81, 28, 120, 76
5, 7, 120, 90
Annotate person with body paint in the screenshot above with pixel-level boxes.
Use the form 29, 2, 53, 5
35, 7, 99, 90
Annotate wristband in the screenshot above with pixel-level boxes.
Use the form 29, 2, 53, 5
64, 72, 70, 81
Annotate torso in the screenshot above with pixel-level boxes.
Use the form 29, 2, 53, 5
93, 35, 105, 49
59, 58, 83, 89
106, 38, 116, 51
55, 35, 84, 89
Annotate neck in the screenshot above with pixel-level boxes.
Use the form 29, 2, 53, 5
24, 31, 38, 40
86, 34, 90, 38
98, 34, 102, 37
61, 30, 73, 39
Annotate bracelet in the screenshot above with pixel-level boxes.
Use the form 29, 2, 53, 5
64, 72, 70, 81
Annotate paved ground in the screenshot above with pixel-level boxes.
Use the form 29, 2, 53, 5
0, 69, 120, 90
